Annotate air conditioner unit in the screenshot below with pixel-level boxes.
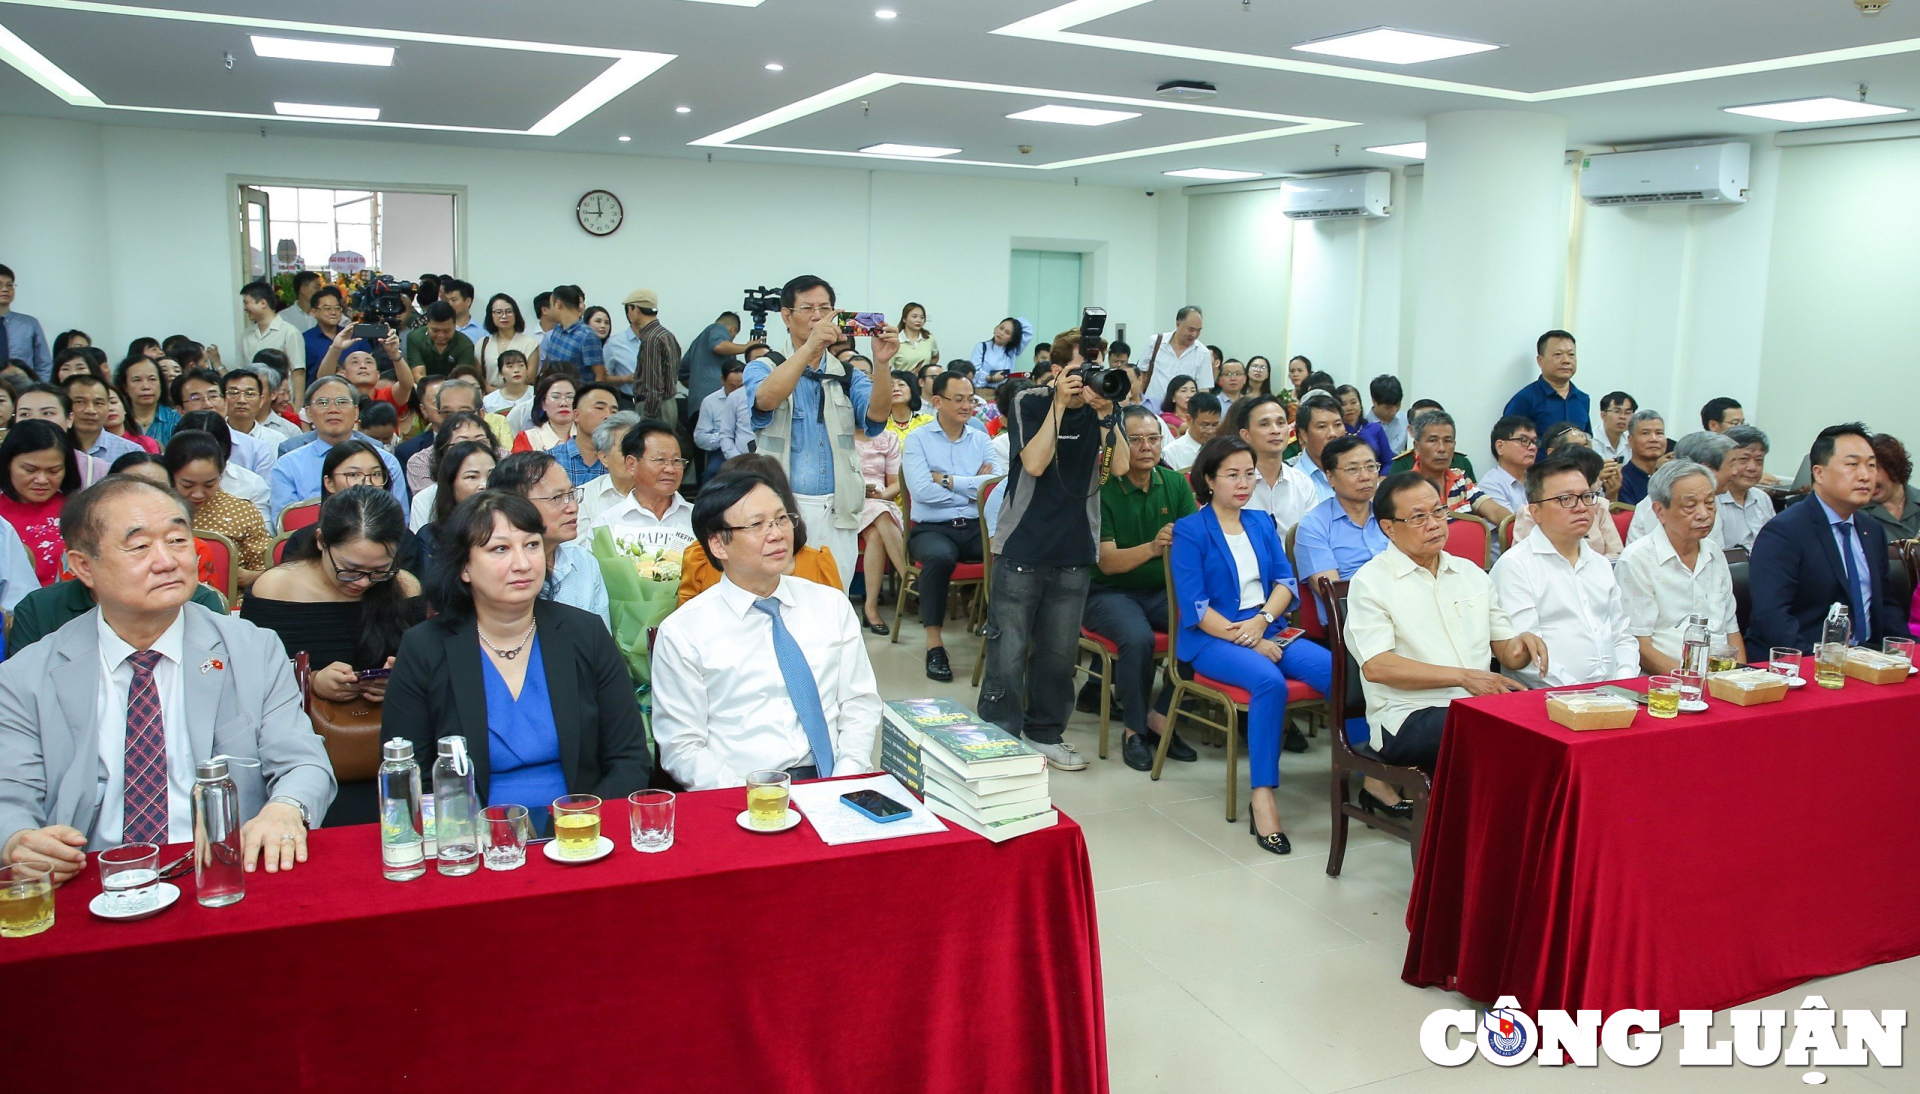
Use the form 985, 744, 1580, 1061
1277, 171, 1391, 219
1579, 142, 1750, 206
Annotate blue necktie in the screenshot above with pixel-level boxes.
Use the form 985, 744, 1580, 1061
752, 597, 834, 776
1836, 521, 1868, 643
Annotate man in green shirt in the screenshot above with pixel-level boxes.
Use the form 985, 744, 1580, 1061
9, 579, 227, 657
1082, 405, 1200, 771
402, 300, 476, 381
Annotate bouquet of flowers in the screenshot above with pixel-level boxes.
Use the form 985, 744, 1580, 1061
589, 526, 696, 742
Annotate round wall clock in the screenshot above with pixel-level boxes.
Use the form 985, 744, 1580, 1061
576, 190, 624, 236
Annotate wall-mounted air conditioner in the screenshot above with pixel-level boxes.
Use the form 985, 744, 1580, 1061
1579, 142, 1750, 206
1277, 171, 1391, 219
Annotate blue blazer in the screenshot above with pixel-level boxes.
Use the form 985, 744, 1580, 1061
1169, 506, 1298, 659
1747, 494, 1908, 651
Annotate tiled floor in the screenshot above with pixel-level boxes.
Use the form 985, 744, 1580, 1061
861, 621, 1918, 1094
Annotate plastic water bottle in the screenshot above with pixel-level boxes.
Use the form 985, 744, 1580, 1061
431, 736, 480, 876
1817, 602, 1851, 689
192, 758, 247, 907
377, 738, 425, 882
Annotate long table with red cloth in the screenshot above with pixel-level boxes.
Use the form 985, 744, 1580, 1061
2, 783, 1108, 1093
1403, 665, 1920, 1023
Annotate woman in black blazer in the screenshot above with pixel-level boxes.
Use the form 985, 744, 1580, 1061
384, 491, 651, 808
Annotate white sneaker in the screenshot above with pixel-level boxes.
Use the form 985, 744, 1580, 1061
1031, 739, 1088, 772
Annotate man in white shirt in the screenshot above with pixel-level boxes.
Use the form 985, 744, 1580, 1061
176, 370, 274, 476
578, 412, 640, 528
1236, 394, 1320, 535
279, 272, 320, 333
1490, 452, 1639, 689
1345, 473, 1547, 767
653, 473, 881, 789
1594, 390, 1636, 464
591, 420, 695, 551
1161, 392, 1221, 472
238, 280, 306, 384
1137, 305, 1211, 409
1615, 459, 1745, 675
1476, 415, 1537, 518
1716, 424, 1777, 552
1287, 393, 1344, 505
224, 365, 299, 447
1626, 431, 1735, 547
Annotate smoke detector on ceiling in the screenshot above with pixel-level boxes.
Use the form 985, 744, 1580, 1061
1856, 0, 1889, 14
1156, 80, 1217, 100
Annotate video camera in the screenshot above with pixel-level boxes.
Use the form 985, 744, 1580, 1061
350, 274, 419, 329
1074, 307, 1131, 401
741, 286, 783, 341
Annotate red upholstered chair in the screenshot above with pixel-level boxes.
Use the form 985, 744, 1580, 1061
1075, 625, 1171, 760
1609, 502, 1634, 544
1155, 565, 1325, 822
889, 487, 989, 644
1497, 515, 1516, 552
193, 531, 237, 608
271, 532, 294, 566
1443, 512, 1494, 570
278, 499, 321, 534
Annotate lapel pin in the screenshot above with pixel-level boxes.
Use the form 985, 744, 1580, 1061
201, 658, 225, 674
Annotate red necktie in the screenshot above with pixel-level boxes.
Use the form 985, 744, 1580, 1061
122, 650, 169, 844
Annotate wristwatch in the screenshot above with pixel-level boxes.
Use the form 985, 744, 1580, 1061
268, 795, 311, 829
1259, 610, 1277, 625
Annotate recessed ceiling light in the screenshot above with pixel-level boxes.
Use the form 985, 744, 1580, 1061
675, 105, 692, 114
1163, 168, 1262, 181
618, 135, 631, 141
1006, 104, 1140, 126
765, 62, 784, 72
273, 101, 380, 121
860, 142, 962, 157
1366, 141, 1427, 159
1723, 96, 1907, 123
1294, 27, 1498, 65
249, 35, 394, 67
875, 8, 898, 18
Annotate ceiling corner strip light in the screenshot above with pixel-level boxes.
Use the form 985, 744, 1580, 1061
1164, 168, 1262, 180
1723, 97, 1907, 123
0, 19, 102, 102
1007, 104, 1140, 126
859, 143, 961, 157
1292, 27, 1498, 65
274, 101, 380, 120
1365, 142, 1427, 159
249, 34, 393, 67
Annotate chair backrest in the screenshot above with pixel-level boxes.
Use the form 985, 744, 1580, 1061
271, 531, 293, 566
193, 531, 237, 607
1313, 575, 1364, 758
1728, 558, 1752, 635
279, 499, 321, 534
1609, 503, 1633, 544
977, 476, 1003, 559
1886, 542, 1914, 621
1498, 515, 1515, 551
1162, 561, 1185, 667
1443, 513, 1493, 570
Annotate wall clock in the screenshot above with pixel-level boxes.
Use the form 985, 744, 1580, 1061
576, 190, 624, 236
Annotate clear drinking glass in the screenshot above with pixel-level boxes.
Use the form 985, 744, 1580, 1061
1674, 670, 1705, 709
1883, 637, 1915, 667
745, 770, 792, 830
551, 794, 603, 860
1707, 642, 1738, 674
0, 862, 54, 937
1769, 647, 1803, 681
1647, 675, 1680, 719
98, 843, 161, 913
481, 805, 530, 871
629, 790, 676, 853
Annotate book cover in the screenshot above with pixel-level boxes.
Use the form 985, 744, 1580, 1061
882, 697, 978, 739
919, 723, 1043, 778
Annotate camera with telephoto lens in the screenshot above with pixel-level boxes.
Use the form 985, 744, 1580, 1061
350, 274, 418, 325
741, 286, 783, 341
1073, 306, 1130, 400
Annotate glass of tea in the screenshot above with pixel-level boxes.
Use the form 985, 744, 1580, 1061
1647, 675, 1680, 720
746, 770, 792, 830
0, 862, 55, 937
550, 795, 603, 860
1707, 643, 1738, 674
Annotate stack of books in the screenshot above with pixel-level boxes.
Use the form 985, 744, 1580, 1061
880, 698, 1057, 843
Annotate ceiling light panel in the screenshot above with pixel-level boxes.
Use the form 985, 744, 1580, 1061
1007, 103, 1141, 126
1292, 27, 1498, 65
249, 35, 393, 67
1723, 97, 1907, 123
1164, 168, 1261, 180
860, 143, 962, 157
275, 101, 380, 120
1365, 142, 1427, 159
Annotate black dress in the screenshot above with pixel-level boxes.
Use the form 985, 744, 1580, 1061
240, 592, 429, 826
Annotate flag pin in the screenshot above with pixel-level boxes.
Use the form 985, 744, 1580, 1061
201, 658, 225, 674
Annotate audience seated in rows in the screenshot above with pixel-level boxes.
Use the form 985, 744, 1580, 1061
1627, 431, 1737, 547
486, 450, 610, 627
269, 376, 408, 518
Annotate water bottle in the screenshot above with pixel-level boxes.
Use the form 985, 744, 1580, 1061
377, 738, 425, 882
431, 736, 480, 876
1679, 614, 1711, 679
1816, 602, 1851, 690
192, 758, 247, 907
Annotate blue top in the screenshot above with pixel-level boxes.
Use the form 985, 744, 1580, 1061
268, 437, 408, 519
1503, 376, 1590, 437
1288, 452, 1337, 505
966, 317, 1034, 376
143, 405, 182, 446
482, 636, 568, 809
544, 319, 605, 383
680, 322, 739, 413
1293, 495, 1388, 581
1618, 460, 1651, 506
742, 359, 882, 496
549, 438, 607, 486
1365, 409, 1407, 455
903, 421, 996, 522
0, 310, 51, 379
1169, 505, 1296, 654
302, 326, 370, 385
603, 326, 640, 384
1348, 420, 1394, 468
543, 540, 610, 626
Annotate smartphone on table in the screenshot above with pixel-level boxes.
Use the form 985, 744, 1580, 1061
840, 789, 913, 823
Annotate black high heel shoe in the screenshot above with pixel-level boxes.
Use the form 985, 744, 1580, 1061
1247, 814, 1292, 856
1358, 789, 1413, 821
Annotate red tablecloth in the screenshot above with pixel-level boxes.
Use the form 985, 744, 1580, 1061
3, 785, 1107, 1094
1403, 667, 1920, 1023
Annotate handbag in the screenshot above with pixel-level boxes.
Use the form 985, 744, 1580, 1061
294, 651, 384, 783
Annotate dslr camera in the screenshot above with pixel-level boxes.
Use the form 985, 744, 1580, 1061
1073, 307, 1131, 401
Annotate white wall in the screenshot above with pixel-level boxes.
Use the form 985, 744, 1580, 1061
0, 116, 1165, 365
1185, 186, 1294, 366
377, 191, 456, 278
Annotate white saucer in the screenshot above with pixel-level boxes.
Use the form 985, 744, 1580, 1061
89, 881, 180, 921
737, 808, 802, 834
1785, 675, 1808, 689
1909, 665, 1916, 676
542, 835, 613, 864
1678, 699, 1709, 713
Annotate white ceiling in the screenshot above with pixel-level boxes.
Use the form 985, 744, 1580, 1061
4, 0, 1920, 185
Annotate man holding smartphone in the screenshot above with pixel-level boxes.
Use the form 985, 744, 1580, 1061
977, 325, 1129, 772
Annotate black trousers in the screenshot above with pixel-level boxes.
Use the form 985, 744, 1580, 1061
909, 519, 983, 629
1375, 704, 1446, 768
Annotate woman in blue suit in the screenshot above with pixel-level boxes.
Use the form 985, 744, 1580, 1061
1171, 436, 1340, 856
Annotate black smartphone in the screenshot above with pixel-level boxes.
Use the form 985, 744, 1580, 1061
351, 322, 388, 341
355, 667, 392, 681
840, 789, 913, 823
1597, 684, 1650, 706
524, 805, 555, 843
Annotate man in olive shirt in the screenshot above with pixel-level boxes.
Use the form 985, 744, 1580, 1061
1082, 405, 1198, 771
8, 578, 227, 657
402, 300, 476, 381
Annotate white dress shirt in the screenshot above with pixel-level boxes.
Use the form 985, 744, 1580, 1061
1346, 543, 1518, 750
236, 416, 299, 447
1594, 430, 1631, 463
223, 463, 273, 526
1490, 531, 1640, 689
1243, 457, 1322, 536
1714, 488, 1776, 552
653, 573, 882, 789
1139, 333, 1214, 408
1626, 496, 1726, 549
225, 427, 276, 478
408, 484, 437, 532
1163, 431, 1201, 472
1476, 465, 1529, 517
1614, 529, 1738, 665
93, 611, 194, 849
576, 475, 628, 529
484, 385, 534, 423
590, 490, 695, 551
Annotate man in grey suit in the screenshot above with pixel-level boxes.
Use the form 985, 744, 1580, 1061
0, 476, 335, 887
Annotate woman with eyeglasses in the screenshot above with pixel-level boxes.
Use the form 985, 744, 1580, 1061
165, 429, 271, 595
478, 293, 543, 388
281, 440, 426, 575
1170, 436, 1359, 856
243, 486, 427, 825
511, 372, 577, 454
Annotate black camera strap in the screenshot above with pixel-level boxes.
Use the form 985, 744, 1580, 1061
1140, 334, 1166, 399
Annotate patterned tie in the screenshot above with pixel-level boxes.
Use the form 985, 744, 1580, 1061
1836, 521, 1868, 643
122, 649, 169, 844
752, 597, 834, 777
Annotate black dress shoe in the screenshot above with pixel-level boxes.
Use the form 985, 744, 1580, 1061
1248, 814, 1292, 855
1282, 725, 1310, 753
925, 646, 953, 682
1075, 679, 1103, 714
864, 617, 890, 636
1121, 733, 1154, 772
1359, 788, 1413, 820
1162, 731, 1197, 763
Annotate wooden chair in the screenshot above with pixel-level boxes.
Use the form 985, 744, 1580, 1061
1154, 564, 1325, 822
193, 530, 238, 608
271, 531, 294, 566
1608, 501, 1635, 544
1443, 512, 1495, 570
1497, 514, 1516, 552
969, 478, 1003, 688
1314, 574, 1432, 875
889, 489, 989, 645
278, 499, 321, 534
